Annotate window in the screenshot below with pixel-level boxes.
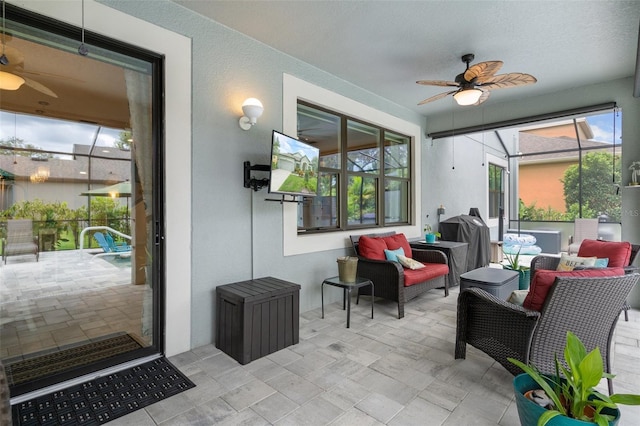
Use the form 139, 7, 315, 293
488, 163, 504, 219
297, 102, 411, 232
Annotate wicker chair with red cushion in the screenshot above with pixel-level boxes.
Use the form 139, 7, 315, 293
350, 232, 449, 319
455, 272, 639, 395
529, 240, 639, 320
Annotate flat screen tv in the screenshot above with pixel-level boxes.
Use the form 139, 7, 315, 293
269, 130, 320, 197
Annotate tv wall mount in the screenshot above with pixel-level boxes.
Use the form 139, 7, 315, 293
243, 161, 302, 203
243, 161, 269, 191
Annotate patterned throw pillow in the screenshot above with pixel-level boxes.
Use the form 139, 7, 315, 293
397, 254, 425, 270
556, 254, 597, 271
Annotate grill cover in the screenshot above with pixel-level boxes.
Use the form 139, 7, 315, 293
439, 214, 490, 271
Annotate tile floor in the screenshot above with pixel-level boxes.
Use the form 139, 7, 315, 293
106, 287, 640, 426
0, 250, 150, 360
3, 252, 639, 425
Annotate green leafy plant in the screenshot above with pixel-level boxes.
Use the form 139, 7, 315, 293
509, 331, 640, 426
503, 246, 529, 271
423, 224, 441, 238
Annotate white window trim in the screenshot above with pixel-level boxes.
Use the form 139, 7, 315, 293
282, 74, 422, 256
486, 153, 508, 231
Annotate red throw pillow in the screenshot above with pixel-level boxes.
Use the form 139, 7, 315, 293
577, 239, 631, 267
523, 267, 625, 311
382, 233, 413, 259
357, 235, 388, 260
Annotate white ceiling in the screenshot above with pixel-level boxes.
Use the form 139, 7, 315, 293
174, 0, 640, 117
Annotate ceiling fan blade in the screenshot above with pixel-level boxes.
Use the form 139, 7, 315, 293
19, 68, 86, 83
417, 90, 457, 105
479, 72, 537, 89
22, 76, 58, 98
416, 79, 458, 87
464, 61, 503, 83
473, 90, 491, 105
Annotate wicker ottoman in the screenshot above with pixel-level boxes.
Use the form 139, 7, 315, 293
460, 267, 519, 300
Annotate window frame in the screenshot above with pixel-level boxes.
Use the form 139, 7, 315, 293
296, 101, 411, 232
488, 162, 505, 219
282, 74, 422, 256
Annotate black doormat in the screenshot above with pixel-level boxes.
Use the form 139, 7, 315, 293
5, 334, 143, 387
11, 357, 195, 425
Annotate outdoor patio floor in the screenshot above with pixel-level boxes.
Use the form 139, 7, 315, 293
0, 249, 149, 361
122, 288, 639, 425
2, 252, 639, 425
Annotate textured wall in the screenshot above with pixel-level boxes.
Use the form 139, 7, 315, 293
100, 0, 426, 347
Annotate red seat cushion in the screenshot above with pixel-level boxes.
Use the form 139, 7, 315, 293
523, 267, 625, 311
577, 239, 632, 267
382, 233, 413, 259
357, 235, 388, 260
403, 263, 449, 286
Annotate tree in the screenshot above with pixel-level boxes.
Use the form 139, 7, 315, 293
115, 130, 132, 151
0, 137, 54, 158
562, 151, 621, 222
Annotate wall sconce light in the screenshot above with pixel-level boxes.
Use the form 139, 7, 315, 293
453, 88, 483, 106
239, 98, 264, 130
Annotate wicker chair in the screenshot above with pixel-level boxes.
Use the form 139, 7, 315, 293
530, 243, 639, 321
455, 272, 639, 395
350, 232, 449, 319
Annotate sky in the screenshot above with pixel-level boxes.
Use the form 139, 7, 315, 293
0, 111, 123, 155
274, 131, 319, 160
586, 111, 622, 145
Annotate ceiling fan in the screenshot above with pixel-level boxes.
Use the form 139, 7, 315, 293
0, 43, 58, 98
0, 0, 57, 97
417, 53, 536, 106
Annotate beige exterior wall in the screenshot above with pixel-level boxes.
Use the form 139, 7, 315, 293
519, 160, 574, 212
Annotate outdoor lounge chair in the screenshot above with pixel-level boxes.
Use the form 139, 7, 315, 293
567, 218, 599, 254
1, 219, 39, 264
530, 240, 639, 321
350, 231, 449, 319
93, 232, 131, 254
455, 272, 639, 395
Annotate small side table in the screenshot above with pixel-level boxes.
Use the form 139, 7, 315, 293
321, 276, 374, 328
460, 267, 519, 300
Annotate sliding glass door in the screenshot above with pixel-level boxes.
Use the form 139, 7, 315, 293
0, 4, 163, 396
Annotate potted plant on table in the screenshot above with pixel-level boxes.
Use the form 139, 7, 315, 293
509, 331, 640, 426
503, 246, 531, 290
423, 224, 441, 244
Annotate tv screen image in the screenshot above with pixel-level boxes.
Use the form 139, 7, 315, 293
269, 130, 320, 197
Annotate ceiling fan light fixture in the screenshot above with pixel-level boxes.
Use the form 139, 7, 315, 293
0, 70, 25, 90
453, 88, 482, 106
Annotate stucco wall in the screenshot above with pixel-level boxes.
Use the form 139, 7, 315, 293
97, 0, 427, 348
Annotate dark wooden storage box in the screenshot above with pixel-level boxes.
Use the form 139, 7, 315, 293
215, 276, 301, 364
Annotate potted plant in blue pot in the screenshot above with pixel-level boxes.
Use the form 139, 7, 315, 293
423, 224, 441, 244
503, 247, 531, 290
509, 331, 640, 426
